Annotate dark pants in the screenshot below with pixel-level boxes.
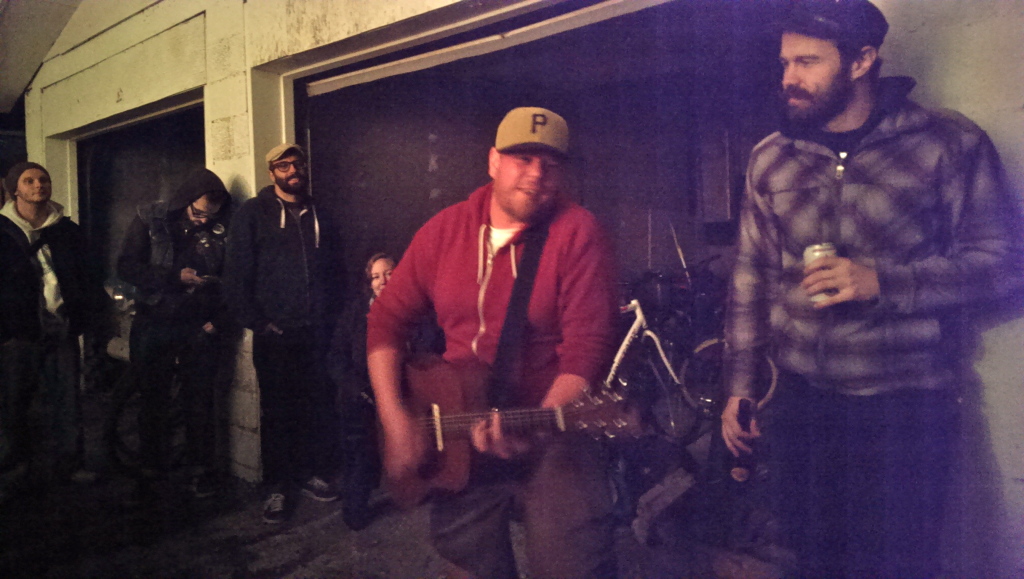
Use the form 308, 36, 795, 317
337, 393, 380, 512
129, 317, 220, 474
431, 435, 617, 579
770, 373, 958, 578
0, 329, 84, 479
252, 327, 337, 488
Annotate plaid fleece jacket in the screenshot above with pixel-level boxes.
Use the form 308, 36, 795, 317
726, 78, 1022, 398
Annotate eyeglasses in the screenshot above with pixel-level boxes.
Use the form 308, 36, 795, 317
189, 202, 218, 219
270, 159, 306, 173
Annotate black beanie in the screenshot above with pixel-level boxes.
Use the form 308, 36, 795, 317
779, 0, 889, 50
4, 162, 50, 196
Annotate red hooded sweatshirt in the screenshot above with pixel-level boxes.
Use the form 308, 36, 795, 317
367, 182, 617, 407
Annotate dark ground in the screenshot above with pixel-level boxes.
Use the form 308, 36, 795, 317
0, 388, 784, 579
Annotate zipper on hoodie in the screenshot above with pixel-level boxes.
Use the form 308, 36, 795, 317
296, 209, 312, 318
816, 150, 848, 378
278, 198, 313, 319
835, 151, 848, 180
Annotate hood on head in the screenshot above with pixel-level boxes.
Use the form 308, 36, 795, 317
168, 168, 231, 213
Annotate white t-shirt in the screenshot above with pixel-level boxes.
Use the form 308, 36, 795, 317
488, 225, 522, 256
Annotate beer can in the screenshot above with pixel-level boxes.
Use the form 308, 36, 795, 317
803, 243, 837, 303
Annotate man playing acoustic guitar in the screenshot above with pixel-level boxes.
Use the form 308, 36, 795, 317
367, 107, 619, 578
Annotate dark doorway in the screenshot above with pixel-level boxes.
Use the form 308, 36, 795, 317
77, 106, 206, 280
302, 0, 779, 286
0, 96, 28, 185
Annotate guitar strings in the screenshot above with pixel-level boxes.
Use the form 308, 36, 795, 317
415, 407, 580, 435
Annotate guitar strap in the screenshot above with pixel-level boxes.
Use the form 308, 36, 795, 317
487, 211, 553, 409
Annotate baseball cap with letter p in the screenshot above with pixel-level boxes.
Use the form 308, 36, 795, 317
495, 107, 569, 159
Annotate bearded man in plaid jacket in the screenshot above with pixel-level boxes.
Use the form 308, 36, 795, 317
720, 1, 1022, 577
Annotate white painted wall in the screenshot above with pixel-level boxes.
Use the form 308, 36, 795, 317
20, 0, 1024, 573
874, 1, 1024, 576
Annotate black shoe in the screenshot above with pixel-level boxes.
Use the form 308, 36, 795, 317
262, 492, 287, 524
190, 474, 217, 499
301, 476, 339, 502
124, 479, 158, 508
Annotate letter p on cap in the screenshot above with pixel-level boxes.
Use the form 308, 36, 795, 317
531, 114, 548, 134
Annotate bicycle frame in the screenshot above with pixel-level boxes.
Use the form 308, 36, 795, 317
603, 299, 682, 392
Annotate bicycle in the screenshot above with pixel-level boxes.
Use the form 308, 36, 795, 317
602, 276, 778, 544
102, 283, 187, 478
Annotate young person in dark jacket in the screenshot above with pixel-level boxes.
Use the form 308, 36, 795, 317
117, 168, 232, 502
328, 252, 444, 530
223, 144, 344, 524
0, 162, 110, 497
326, 253, 393, 531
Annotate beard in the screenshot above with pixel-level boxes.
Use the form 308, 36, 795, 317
274, 172, 308, 196
781, 69, 855, 129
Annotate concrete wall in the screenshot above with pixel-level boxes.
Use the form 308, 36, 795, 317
23, 0, 479, 483
21, 0, 1024, 574
874, 1, 1024, 575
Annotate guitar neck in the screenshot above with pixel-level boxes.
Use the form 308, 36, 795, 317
419, 406, 567, 440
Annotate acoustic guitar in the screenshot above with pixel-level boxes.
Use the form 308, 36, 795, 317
386, 356, 642, 508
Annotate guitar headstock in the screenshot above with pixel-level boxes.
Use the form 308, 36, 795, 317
566, 390, 644, 439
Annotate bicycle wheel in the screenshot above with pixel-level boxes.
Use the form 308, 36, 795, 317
104, 365, 187, 475
678, 337, 778, 415
645, 355, 701, 442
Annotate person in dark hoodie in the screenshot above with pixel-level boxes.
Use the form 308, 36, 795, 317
720, 1, 1022, 576
117, 168, 231, 501
223, 144, 344, 524
1, 162, 109, 498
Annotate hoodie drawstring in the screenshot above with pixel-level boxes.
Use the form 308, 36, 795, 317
275, 197, 320, 248
477, 224, 487, 284
311, 205, 321, 248
276, 198, 287, 229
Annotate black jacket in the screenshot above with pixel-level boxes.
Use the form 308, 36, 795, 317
327, 291, 444, 401
117, 169, 231, 325
0, 212, 109, 342
223, 186, 343, 333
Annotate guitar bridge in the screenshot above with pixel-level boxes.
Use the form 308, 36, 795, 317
431, 403, 444, 451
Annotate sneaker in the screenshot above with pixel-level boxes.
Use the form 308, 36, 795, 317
301, 476, 338, 502
70, 469, 99, 484
190, 474, 217, 499
263, 492, 287, 524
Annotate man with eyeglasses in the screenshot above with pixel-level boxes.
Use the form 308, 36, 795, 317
223, 144, 344, 524
117, 168, 232, 503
